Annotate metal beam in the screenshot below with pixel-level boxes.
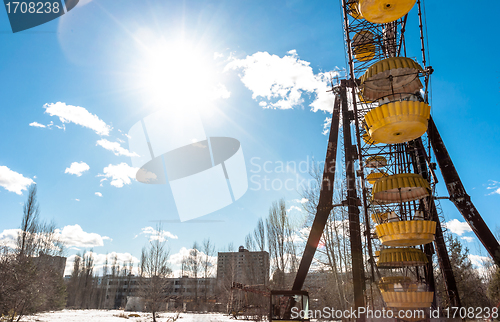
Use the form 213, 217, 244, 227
429, 200, 461, 307
408, 138, 461, 308
427, 116, 500, 266
292, 94, 341, 291
340, 81, 366, 319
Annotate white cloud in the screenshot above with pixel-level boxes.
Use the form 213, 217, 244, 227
225, 50, 337, 113
55, 224, 111, 248
29, 121, 46, 128
139, 226, 178, 242
295, 198, 309, 204
490, 188, 500, 195
95, 192, 102, 197
168, 247, 192, 266
97, 163, 138, 188
0, 229, 64, 252
0, 166, 35, 195
168, 247, 217, 277
468, 254, 492, 268
287, 206, 302, 213
213, 52, 224, 60
64, 161, 90, 177
44, 102, 112, 136
468, 254, 495, 278
461, 236, 474, 242
0, 229, 60, 252
96, 139, 139, 157
0, 229, 21, 249
2, 226, 111, 256
443, 219, 473, 236
322, 117, 332, 135
64, 251, 139, 276
74, 199, 80, 202
485, 180, 500, 195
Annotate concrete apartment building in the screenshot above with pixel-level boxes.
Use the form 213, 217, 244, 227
93, 246, 269, 311
101, 275, 217, 310
216, 246, 269, 286
34, 253, 66, 276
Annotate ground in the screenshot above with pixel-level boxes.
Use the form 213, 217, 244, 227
20, 310, 236, 322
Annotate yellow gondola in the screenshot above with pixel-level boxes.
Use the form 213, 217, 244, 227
377, 247, 428, 268
348, 0, 363, 19
372, 173, 429, 204
362, 132, 379, 145
364, 100, 431, 144
358, 0, 416, 24
378, 276, 412, 290
366, 171, 388, 184
352, 31, 375, 62
371, 212, 388, 224
358, 91, 373, 104
375, 220, 436, 246
378, 276, 433, 308
381, 291, 434, 309
365, 155, 387, 168
360, 57, 423, 101
354, 44, 376, 62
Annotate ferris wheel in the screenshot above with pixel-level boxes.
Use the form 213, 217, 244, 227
270, 1, 500, 321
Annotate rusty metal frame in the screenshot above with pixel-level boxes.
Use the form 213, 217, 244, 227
292, 94, 341, 291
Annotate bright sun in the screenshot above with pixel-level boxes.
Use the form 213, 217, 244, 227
133, 38, 225, 112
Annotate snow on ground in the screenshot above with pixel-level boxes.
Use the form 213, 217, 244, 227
21, 309, 236, 322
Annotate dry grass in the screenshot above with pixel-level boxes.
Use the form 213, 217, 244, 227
113, 312, 129, 319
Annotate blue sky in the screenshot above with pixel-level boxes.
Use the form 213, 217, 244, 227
0, 0, 499, 275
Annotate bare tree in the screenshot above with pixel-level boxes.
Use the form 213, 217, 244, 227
66, 253, 82, 307
217, 243, 238, 314
98, 254, 120, 309
202, 238, 215, 305
80, 251, 96, 308
186, 242, 200, 309
17, 184, 40, 257
122, 259, 134, 307
245, 234, 255, 251
97, 254, 109, 309
1, 184, 66, 322
253, 218, 266, 252
300, 161, 353, 309
139, 225, 172, 322
266, 199, 298, 289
